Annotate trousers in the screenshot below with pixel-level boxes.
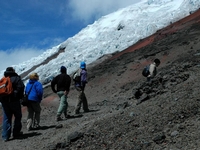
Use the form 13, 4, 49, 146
57, 91, 68, 116
1, 101, 22, 140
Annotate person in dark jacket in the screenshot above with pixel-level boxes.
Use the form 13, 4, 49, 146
0, 67, 25, 142
74, 61, 89, 114
51, 66, 71, 121
25, 73, 43, 131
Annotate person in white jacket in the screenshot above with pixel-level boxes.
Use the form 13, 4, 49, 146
147, 58, 160, 82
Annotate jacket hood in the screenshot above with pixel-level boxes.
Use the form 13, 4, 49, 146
29, 79, 37, 84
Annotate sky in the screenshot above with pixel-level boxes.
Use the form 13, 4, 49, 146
0, 0, 139, 71
0, 0, 200, 86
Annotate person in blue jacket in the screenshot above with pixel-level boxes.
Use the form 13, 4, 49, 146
25, 73, 43, 131
74, 61, 89, 114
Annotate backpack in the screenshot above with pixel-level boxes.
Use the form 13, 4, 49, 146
0, 77, 13, 97
73, 70, 81, 82
142, 65, 150, 77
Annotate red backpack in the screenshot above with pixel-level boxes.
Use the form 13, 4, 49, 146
0, 77, 13, 97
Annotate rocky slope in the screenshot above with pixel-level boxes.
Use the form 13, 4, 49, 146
1, 10, 200, 150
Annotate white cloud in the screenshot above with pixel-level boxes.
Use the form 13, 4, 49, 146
67, 0, 140, 23
0, 48, 44, 72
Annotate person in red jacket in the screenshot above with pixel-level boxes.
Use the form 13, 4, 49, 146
51, 66, 71, 121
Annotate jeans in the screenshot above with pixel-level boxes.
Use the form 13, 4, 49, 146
1, 101, 22, 140
57, 91, 68, 116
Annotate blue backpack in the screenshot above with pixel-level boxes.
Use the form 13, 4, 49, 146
142, 65, 150, 77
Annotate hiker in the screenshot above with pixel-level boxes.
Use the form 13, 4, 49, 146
135, 58, 161, 105
0, 67, 25, 142
25, 73, 43, 131
51, 66, 71, 121
147, 58, 161, 82
74, 61, 89, 114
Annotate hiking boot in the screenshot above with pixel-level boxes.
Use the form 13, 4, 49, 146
64, 113, 68, 119
84, 109, 90, 113
74, 110, 80, 115
56, 115, 62, 121
13, 131, 23, 139
27, 119, 32, 131
3, 138, 8, 142
34, 124, 41, 129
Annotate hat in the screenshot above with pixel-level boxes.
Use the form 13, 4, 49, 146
60, 66, 66, 73
6, 67, 15, 72
154, 58, 160, 65
80, 62, 86, 69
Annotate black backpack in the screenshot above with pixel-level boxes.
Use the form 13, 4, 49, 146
142, 65, 150, 77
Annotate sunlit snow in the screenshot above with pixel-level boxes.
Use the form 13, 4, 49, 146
1, 0, 200, 85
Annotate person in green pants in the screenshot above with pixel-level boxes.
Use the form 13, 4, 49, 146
51, 66, 71, 121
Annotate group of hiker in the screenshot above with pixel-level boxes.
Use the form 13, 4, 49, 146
51, 61, 89, 121
0, 58, 161, 142
0, 61, 89, 142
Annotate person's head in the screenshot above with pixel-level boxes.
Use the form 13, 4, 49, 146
6, 67, 15, 72
60, 66, 67, 73
29, 73, 39, 80
80, 61, 86, 69
154, 58, 160, 67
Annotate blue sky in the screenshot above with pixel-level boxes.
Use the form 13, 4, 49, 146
0, 0, 139, 70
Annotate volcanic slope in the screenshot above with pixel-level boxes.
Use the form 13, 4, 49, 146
1, 11, 200, 150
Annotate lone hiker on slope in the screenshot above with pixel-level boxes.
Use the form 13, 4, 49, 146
147, 58, 161, 83
51, 66, 71, 121
135, 58, 161, 105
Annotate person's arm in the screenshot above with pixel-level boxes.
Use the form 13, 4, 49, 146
148, 63, 156, 77
65, 76, 71, 95
14, 77, 25, 97
51, 77, 57, 93
36, 82, 43, 100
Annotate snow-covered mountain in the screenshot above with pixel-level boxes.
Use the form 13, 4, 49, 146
1, 0, 200, 85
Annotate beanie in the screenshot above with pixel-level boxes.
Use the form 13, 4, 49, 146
6, 67, 15, 72
60, 66, 67, 73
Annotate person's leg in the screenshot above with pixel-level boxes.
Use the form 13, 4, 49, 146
1, 102, 12, 141
75, 89, 82, 114
82, 92, 89, 112
147, 77, 152, 85
74, 86, 83, 114
27, 103, 34, 130
12, 101, 22, 137
56, 91, 67, 120
31, 102, 41, 127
